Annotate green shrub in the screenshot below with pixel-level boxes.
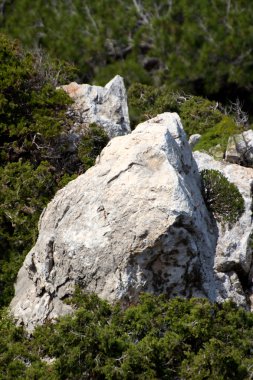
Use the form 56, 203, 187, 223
127, 83, 180, 128
2, 0, 253, 117
179, 96, 222, 136
201, 169, 245, 225
128, 83, 242, 158
0, 308, 51, 379
0, 161, 57, 305
0, 35, 109, 306
194, 116, 243, 155
77, 123, 109, 170
1, 292, 253, 378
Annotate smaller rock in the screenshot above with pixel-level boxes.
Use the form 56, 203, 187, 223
208, 144, 224, 161
61, 75, 131, 139
188, 134, 201, 149
194, 151, 253, 309
225, 129, 253, 167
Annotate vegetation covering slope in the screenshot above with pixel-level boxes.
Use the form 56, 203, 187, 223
0, 291, 253, 380
1, 292, 253, 379
127, 83, 245, 155
0, 34, 108, 307
1, 1, 253, 377
1, 0, 253, 115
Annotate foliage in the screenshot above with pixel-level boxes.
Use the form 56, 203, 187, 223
128, 83, 244, 156
77, 123, 109, 170
0, 308, 52, 379
2, 293, 253, 379
0, 8, 253, 377
127, 82, 180, 128
201, 169, 245, 225
1, 1, 253, 116
179, 96, 222, 136
0, 33, 74, 168
0, 161, 57, 305
193, 116, 243, 153
0, 34, 109, 307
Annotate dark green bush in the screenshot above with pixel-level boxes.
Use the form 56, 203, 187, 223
77, 123, 109, 170
2, 0, 253, 118
0, 34, 77, 306
2, 293, 253, 379
127, 83, 180, 128
128, 83, 242, 158
179, 96, 222, 136
201, 169, 245, 225
0, 308, 51, 379
0, 35, 109, 306
0, 161, 58, 305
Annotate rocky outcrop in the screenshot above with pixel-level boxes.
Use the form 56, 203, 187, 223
194, 151, 253, 308
11, 113, 219, 331
225, 129, 253, 167
61, 75, 130, 139
10, 112, 253, 331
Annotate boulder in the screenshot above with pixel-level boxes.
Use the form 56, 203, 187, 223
11, 113, 253, 332
225, 129, 253, 167
61, 75, 130, 139
194, 151, 253, 308
10, 113, 218, 331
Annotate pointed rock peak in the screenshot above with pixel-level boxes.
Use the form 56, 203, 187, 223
105, 75, 126, 96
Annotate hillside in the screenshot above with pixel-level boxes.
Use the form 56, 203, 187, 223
1, 1, 253, 116
1, 3, 253, 376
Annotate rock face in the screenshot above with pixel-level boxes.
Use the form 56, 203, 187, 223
61, 75, 130, 139
194, 151, 253, 308
225, 129, 253, 167
11, 113, 219, 331
10, 112, 253, 332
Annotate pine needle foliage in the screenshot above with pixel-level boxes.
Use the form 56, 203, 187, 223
1, 293, 253, 379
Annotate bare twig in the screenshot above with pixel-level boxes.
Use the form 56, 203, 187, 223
222, 99, 249, 128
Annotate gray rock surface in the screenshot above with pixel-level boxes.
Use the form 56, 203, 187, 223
225, 129, 253, 167
194, 151, 253, 308
188, 134, 201, 149
11, 113, 218, 331
11, 112, 253, 332
61, 75, 130, 139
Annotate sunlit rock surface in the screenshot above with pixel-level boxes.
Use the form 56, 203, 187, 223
194, 151, 253, 309
11, 113, 219, 331
61, 75, 130, 139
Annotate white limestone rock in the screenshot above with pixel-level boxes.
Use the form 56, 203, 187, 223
194, 151, 253, 308
225, 129, 253, 167
188, 134, 201, 149
61, 75, 130, 139
10, 113, 218, 331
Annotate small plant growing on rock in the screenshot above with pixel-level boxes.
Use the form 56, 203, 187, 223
201, 169, 245, 226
